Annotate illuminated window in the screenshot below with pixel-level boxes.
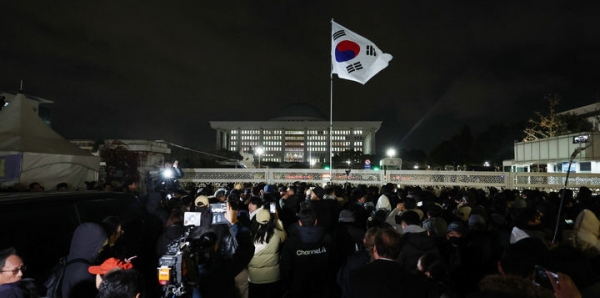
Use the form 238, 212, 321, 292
286, 130, 304, 135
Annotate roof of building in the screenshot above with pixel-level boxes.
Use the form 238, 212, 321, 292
270, 102, 327, 121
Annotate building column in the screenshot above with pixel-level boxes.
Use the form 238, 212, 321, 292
215, 129, 223, 150
364, 129, 376, 155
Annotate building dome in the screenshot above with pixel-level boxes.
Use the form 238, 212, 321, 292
270, 102, 327, 121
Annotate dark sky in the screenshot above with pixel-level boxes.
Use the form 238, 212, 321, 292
2, 1, 600, 154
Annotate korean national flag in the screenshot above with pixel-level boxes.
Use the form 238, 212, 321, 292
331, 21, 393, 84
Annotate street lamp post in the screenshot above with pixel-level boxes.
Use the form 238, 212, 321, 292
345, 160, 352, 182
384, 148, 396, 182
255, 147, 264, 168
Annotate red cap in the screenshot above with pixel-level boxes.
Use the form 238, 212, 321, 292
88, 257, 133, 275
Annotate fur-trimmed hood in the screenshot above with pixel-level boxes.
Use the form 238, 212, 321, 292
475, 274, 554, 298
572, 209, 600, 255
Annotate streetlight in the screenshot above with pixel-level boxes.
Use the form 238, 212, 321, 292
255, 147, 264, 168
386, 148, 396, 158
384, 148, 396, 181
345, 160, 352, 182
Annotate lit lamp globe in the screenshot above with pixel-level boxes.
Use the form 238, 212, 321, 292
387, 149, 396, 158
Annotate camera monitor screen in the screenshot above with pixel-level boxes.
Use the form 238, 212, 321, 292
184, 212, 201, 227
573, 134, 589, 144
210, 203, 229, 225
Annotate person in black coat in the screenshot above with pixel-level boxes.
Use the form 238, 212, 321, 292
155, 210, 184, 256
280, 207, 338, 298
349, 227, 426, 298
337, 227, 377, 298
398, 210, 438, 274
307, 186, 340, 234
344, 187, 370, 230
333, 209, 366, 266
154, 160, 184, 194
196, 196, 255, 298
278, 185, 301, 230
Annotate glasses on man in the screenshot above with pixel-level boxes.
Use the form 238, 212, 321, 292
1, 265, 26, 275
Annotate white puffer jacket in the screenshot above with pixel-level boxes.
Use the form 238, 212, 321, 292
247, 228, 285, 284
572, 209, 600, 256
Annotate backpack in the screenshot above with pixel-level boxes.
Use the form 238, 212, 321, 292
43, 257, 88, 298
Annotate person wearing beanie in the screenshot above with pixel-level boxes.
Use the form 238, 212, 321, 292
333, 209, 366, 268
311, 187, 326, 200
397, 210, 438, 274
308, 186, 340, 233
323, 186, 337, 200
210, 188, 228, 204
468, 214, 487, 231
422, 204, 448, 245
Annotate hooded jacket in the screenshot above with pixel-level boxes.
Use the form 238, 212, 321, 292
468, 274, 554, 298
399, 225, 438, 273
61, 222, 107, 298
571, 209, 600, 256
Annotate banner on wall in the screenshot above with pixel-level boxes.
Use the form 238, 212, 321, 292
0, 154, 22, 182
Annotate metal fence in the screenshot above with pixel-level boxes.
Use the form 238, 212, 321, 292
180, 168, 600, 191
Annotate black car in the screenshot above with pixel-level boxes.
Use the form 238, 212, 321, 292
0, 190, 159, 289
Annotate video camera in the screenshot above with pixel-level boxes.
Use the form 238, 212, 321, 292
157, 212, 217, 298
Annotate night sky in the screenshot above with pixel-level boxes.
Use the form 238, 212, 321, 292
2, 1, 600, 155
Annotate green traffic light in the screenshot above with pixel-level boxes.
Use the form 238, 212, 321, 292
373, 166, 380, 171
324, 166, 330, 170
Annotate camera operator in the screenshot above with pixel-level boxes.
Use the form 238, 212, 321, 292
193, 195, 255, 298
155, 160, 184, 194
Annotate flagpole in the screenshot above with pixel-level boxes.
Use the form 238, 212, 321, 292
329, 19, 334, 183
330, 68, 333, 182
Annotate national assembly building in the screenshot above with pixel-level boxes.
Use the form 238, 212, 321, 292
210, 103, 381, 165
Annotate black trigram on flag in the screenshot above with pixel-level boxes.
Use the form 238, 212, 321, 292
366, 45, 377, 56
333, 30, 346, 40
346, 62, 363, 73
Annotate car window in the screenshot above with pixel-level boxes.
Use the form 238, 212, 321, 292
74, 195, 149, 260
73, 195, 142, 224
0, 198, 79, 281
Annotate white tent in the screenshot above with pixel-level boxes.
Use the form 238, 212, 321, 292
0, 93, 100, 190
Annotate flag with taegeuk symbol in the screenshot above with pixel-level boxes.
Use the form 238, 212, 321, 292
331, 20, 393, 84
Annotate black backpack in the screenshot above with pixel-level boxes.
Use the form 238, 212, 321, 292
43, 257, 88, 298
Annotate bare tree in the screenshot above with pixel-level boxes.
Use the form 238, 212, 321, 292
523, 93, 561, 141
99, 140, 141, 187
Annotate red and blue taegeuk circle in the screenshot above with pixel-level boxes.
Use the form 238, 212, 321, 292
335, 40, 360, 62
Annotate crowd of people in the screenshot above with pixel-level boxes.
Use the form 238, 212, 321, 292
4, 174, 600, 297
